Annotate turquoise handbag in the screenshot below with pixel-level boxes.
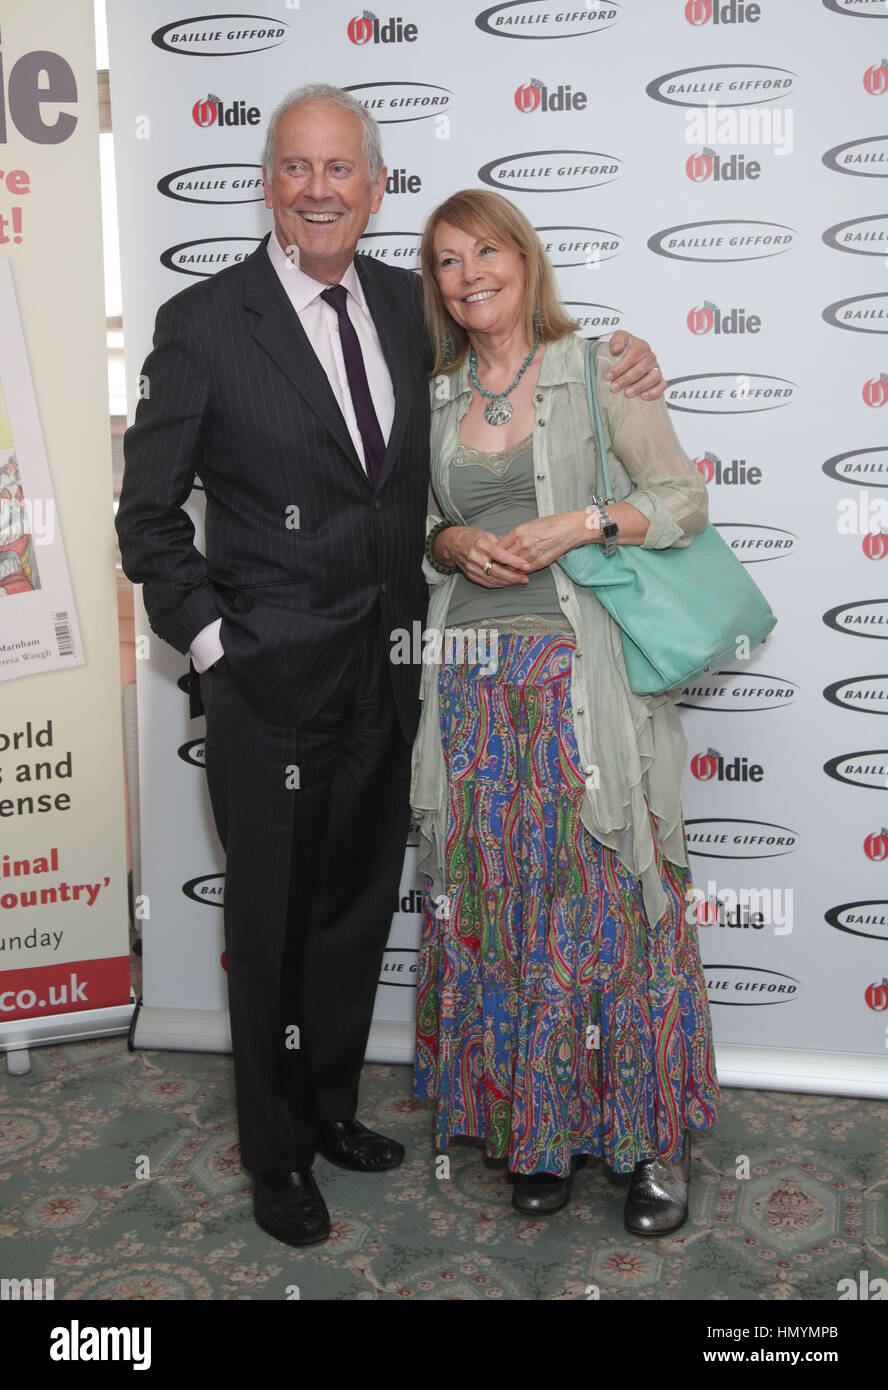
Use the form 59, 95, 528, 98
556, 340, 777, 695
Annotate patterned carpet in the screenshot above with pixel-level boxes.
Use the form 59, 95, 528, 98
1, 1031, 886, 1302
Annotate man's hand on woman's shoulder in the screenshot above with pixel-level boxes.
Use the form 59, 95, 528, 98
604, 331, 666, 401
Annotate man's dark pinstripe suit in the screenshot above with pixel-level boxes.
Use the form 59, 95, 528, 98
116, 234, 433, 1172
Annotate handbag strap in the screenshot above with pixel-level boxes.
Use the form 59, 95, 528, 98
584, 339, 614, 504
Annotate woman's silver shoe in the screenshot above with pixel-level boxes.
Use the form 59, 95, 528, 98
624, 1133, 691, 1236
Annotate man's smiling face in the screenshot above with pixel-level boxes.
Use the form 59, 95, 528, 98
263, 101, 386, 285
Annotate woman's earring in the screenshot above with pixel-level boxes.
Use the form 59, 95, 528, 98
533, 303, 545, 338
441, 333, 455, 366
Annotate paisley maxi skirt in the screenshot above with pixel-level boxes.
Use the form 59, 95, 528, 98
413, 629, 719, 1178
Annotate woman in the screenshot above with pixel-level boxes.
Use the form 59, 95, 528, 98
410, 190, 719, 1231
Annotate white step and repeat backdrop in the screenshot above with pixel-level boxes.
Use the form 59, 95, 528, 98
108, 0, 888, 1091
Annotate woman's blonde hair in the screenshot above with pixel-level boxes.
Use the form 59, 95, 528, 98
420, 189, 579, 375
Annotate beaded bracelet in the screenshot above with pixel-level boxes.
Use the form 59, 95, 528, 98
425, 519, 458, 575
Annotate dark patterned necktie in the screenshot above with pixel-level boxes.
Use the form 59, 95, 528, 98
320, 284, 386, 488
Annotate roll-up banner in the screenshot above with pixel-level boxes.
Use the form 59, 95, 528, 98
109, 0, 887, 1097
0, 1, 131, 1054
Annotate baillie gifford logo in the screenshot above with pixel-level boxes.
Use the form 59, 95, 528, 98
823, 599, 888, 638
686, 147, 762, 181
823, 447, 888, 487
823, 134, 888, 176
666, 373, 796, 415
346, 12, 419, 43
685, 0, 762, 23
475, 2, 622, 40
824, 674, 888, 712
823, 0, 888, 15
822, 749, 888, 789
192, 93, 260, 128
678, 672, 796, 711
151, 16, 289, 57
514, 79, 587, 113
825, 902, 888, 944
691, 747, 764, 782
687, 300, 761, 335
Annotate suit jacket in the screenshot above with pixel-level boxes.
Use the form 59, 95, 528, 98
116, 235, 433, 736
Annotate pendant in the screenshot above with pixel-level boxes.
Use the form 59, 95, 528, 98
483, 397, 513, 426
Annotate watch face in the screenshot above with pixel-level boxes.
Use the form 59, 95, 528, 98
602, 520, 618, 539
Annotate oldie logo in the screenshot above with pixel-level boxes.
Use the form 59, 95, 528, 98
152, 15, 289, 56
823, 293, 888, 333
823, 213, 888, 256
536, 226, 623, 267
862, 376, 888, 406
697, 453, 761, 486
695, 453, 761, 486
161, 237, 260, 277
686, 301, 761, 334
715, 522, 797, 560
685, 0, 761, 23
678, 672, 796, 711
514, 80, 587, 112
192, 94, 260, 128
562, 301, 624, 333
344, 81, 451, 123
823, 134, 888, 176
649, 220, 795, 262
824, 599, 888, 637
157, 164, 263, 204
685, 818, 798, 859
385, 168, 422, 194
690, 748, 764, 782
182, 874, 225, 907
862, 532, 888, 560
864, 831, 888, 859
704, 964, 800, 1004
823, 447, 888, 487
865, 979, 888, 1011
475, 1, 622, 39
825, 903, 888, 943
666, 373, 796, 414
346, 14, 418, 44
647, 65, 795, 108
478, 149, 621, 192
177, 739, 206, 767
686, 149, 764, 182
824, 674, 888, 712
358, 232, 421, 267
863, 60, 888, 94
823, 749, 888, 789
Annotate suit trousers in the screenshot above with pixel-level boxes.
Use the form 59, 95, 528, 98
201, 608, 412, 1173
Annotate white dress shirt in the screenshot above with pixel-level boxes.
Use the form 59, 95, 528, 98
190, 233, 396, 673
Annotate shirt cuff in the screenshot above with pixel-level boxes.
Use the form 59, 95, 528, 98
190, 618, 224, 673
627, 492, 687, 550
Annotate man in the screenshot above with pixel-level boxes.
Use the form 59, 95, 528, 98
116, 84, 666, 1247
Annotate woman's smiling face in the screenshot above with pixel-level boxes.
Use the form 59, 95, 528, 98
432, 221, 528, 340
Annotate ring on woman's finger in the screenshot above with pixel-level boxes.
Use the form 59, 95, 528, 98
484, 559, 493, 576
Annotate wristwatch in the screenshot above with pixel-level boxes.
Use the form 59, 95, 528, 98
594, 503, 619, 557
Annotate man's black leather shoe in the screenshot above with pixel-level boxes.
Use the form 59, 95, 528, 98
511, 1170, 572, 1215
253, 1168, 331, 1247
318, 1119, 405, 1172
